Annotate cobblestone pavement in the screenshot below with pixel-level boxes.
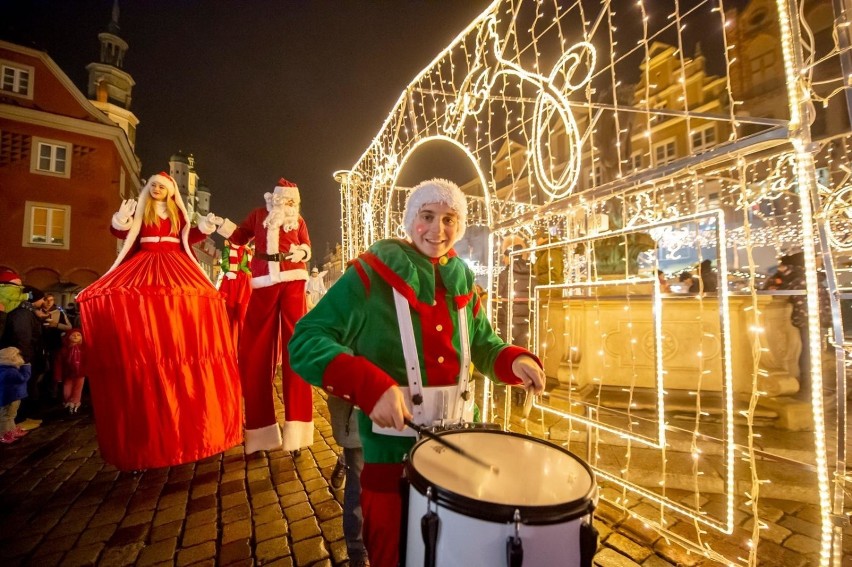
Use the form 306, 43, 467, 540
0, 387, 849, 566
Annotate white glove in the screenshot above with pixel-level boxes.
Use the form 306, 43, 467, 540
224, 272, 237, 280
112, 199, 137, 229
197, 212, 223, 235
285, 246, 308, 263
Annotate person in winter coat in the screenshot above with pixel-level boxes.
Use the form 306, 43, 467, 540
0, 346, 32, 444
53, 328, 86, 414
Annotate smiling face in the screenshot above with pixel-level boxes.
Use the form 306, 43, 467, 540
410, 202, 460, 258
149, 180, 170, 201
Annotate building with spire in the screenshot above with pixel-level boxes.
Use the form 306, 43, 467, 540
85, 0, 139, 148
0, 4, 140, 297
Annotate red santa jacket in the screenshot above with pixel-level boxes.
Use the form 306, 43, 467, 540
221, 208, 311, 289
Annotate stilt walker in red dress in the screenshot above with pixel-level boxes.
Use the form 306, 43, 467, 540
218, 178, 314, 454
77, 172, 243, 471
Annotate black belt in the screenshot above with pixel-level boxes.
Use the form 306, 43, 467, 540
258, 252, 285, 262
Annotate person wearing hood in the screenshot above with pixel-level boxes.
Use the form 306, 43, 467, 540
289, 178, 545, 567
76, 172, 242, 471
0, 346, 32, 444
53, 328, 86, 414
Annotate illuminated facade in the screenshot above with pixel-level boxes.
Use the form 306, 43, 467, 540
336, 0, 852, 565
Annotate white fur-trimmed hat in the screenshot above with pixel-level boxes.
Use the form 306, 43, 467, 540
403, 178, 467, 242
273, 177, 300, 202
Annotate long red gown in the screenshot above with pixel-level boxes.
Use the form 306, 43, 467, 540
77, 217, 243, 471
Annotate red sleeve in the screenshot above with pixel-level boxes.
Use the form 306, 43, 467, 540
321, 353, 397, 416
187, 226, 206, 245
298, 217, 312, 248
109, 226, 129, 239
493, 346, 543, 386
228, 209, 260, 246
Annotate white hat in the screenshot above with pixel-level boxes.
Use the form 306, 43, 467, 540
273, 177, 300, 203
311, 267, 318, 274
403, 178, 467, 242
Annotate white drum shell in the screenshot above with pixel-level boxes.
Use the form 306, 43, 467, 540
405, 488, 586, 567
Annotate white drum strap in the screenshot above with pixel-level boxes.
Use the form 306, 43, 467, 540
393, 289, 426, 424
393, 289, 473, 425
454, 303, 472, 421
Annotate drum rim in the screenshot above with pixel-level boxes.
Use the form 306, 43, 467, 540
405, 429, 597, 525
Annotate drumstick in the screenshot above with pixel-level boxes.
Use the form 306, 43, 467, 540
404, 419, 500, 475
522, 388, 535, 420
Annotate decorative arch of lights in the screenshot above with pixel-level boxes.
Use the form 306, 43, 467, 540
335, 1, 852, 565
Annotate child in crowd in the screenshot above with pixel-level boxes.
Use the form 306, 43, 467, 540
54, 329, 85, 414
0, 346, 32, 444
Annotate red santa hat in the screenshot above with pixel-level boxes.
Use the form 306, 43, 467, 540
0, 270, 22, 284
403, 178, 467, 242
273, 177, 300, 203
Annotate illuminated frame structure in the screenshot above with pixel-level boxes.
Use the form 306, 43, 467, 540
336, 1, 850, 565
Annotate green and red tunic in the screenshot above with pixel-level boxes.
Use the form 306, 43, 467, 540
290, 238, 537, 464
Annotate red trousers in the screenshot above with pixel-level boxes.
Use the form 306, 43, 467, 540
361, 462, 406, 567
239, 281, 313, 450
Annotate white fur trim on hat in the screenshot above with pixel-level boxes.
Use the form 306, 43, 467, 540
402, 178, 467, 243
273, 185, 300, 203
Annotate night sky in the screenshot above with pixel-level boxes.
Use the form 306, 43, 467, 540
1, 0, 492, 254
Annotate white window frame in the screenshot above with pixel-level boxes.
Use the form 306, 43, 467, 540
630, 151, 643, 171
653, 138, 677, 166
30, 137, 72, 178
690, 125, 716, 153
0, 60, 34, 99
23, 201, 71, 250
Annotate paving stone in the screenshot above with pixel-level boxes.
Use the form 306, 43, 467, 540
119, 508, 156, 528
222, 491, 249, 510
152, 504, 186, 527
292, 535, 329, 566
248, 478, 275, 495
652, 538, 701, 567
618, 516, 661, 546
98, 542, 145, 566
607, 532, 653, 563
136, 537, 178, 566
185, 508, 218, 530
279, 487, 308, 507
778, 515, 821, 540
289, 516, 321, 542
256, 535, 292, 563
250, 489, 279, 508
247, 467, 271, 483
283, 501, 314, 523
221, 470, 246, 483
256, 518, 288, 543
181, 522, 218, 548
77, 523, 118, 547
61, 542, 105, 566
190, 482, 218, 499
187, 494, 217, 515
219, 479, 245, 496
219, 538, 252, 565
108, 523, 150, 547
33, 533, 79, 557
157, 491, 188, 510
782, 533, 821, 555
221, 519, 253, 545
319, 517, 345, 542
149, 519, 183, 543
593, 547, 642, 567
754, 538, 810, 567
329, 539, 349, 565
175, 541, 216, 566
741, 517, 792, 545
221, 502, 251, 524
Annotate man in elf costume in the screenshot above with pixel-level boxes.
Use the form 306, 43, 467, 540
290, 178, 545, 567
218, 178, 313, 454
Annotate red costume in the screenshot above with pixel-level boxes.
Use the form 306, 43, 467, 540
218, 178, 314, 453
78, 173, 243, 471
219, 243, 253, 348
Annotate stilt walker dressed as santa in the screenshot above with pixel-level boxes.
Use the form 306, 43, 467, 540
218, 178, 314, 454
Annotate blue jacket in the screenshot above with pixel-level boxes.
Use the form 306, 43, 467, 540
0, 363, 31, 406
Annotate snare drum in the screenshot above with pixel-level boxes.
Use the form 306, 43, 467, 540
403, 429, 597, 567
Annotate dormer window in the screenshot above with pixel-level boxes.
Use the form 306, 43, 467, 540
1, 60, 34, 99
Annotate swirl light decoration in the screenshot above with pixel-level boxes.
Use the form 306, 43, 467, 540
336, 1, 851, 565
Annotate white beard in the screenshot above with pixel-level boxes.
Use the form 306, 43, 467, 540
264, 204, 299, 232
